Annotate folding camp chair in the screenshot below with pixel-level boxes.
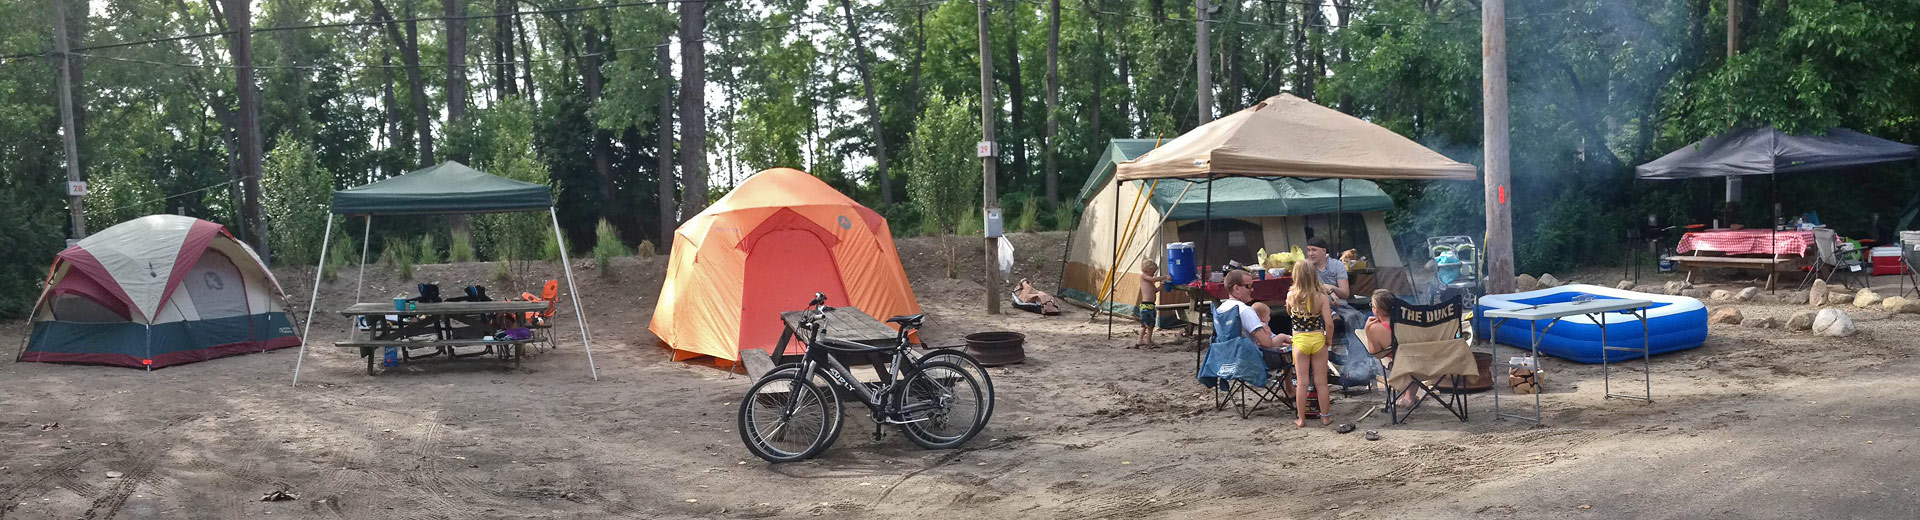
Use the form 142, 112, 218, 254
1381, 295, 1471, 424
520, 279, 560, 347
1900, 232, 1920, 298
1800, 228, 1868, 291
1211, 346, 1299, 419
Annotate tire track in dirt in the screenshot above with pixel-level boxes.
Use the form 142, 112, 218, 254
78, 441, 162, 520
2, 413, 204, 519
1311, 428, 1601, 506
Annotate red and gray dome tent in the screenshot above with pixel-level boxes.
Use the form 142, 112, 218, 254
20, 215, 299, 369
289, 161, 598, 383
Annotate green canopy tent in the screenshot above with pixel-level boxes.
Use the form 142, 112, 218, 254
291, 161, 598, 383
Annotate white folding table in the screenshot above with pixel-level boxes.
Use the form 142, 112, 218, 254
1481, 297, 1654, 424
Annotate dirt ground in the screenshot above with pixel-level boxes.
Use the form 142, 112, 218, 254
3, 231, 1918, 519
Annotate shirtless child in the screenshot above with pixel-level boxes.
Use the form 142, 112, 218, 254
1137, 260, 1172, 346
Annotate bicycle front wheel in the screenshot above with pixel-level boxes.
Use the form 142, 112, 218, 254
898, 361, 988, 450
738, 371, 843, 463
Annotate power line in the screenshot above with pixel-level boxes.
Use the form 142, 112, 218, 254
94, 178, 240, 215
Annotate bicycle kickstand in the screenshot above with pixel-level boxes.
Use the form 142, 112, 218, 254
871, 421, 886, 442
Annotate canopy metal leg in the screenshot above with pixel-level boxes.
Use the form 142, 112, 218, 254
292, 213, 336, 385
552, 208, 599, 380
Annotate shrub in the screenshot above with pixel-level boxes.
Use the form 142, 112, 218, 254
449, 232, 475, 263
380, 237, 414, 280
1053, 205, 1076, 232
416, 235, 440, 265
956, 206, 981, 237
590, 219, 630, 275
1014, 194, 1039, 233
636, 239, 657, 258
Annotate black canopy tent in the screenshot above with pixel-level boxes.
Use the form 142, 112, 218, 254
1635, 127, 1919, 288
291, 161, 598, 383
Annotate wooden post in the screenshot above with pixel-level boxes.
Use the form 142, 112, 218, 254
51, 0, 84, 240
978, 0, 1001, 314
1482, 0, 1513, 294
1194, 0, 1213, 124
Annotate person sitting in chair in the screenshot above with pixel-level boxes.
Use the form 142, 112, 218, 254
1363, 289, 1419, 408
1217, 270, 1291, 351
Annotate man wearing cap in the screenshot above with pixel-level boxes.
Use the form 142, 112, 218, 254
1305, 237, 1379, 390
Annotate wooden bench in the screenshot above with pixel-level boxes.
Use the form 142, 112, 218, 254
1666, 255, 1804, 289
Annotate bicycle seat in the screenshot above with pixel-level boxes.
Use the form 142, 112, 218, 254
886, 314, 926, 327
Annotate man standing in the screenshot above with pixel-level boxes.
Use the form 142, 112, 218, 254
1305, 237, 1377, 389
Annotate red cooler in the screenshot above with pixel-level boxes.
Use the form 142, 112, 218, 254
1870, 246, 1908, 276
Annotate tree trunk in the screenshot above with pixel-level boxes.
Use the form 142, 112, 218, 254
679, 0, 709, 217
1115, 5, 1131, 135
655, 35, 678, 241
495, 0, 514, 97
447, 0, 471, 245
516, 14, 535, 104
1005, 3, 1027, 185
583, 22, 618, 224
368, 0, 433, 166
839, 0, 892, 205
382, 47, 399, 171
223, 0, 268, 260
909, 7, 925, 123
1044, 0, 1060, 207
1087, 0, 1102, 150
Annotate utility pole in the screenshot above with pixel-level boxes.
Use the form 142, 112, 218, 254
977, 0, 1002, 314
1194, 0, 1213, 124
51, 0, 84, 241
1482, 0, 1513, 294
1723, 0, 1741, 226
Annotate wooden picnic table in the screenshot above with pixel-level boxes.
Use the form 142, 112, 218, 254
336, 301, 549, 375
740, 306, 902, 379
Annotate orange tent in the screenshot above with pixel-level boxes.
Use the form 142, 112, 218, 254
650, 168, 921, 364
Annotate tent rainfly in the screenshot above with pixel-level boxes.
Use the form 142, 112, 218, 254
651, 168, 921, 364
290, 161, 597, 383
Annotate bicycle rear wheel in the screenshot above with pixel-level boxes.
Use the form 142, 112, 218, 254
897, 361, 988, 449
915, 349, 996, 426
738, 371, 843, 462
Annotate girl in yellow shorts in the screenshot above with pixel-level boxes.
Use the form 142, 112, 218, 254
1287, 260, 1335, 427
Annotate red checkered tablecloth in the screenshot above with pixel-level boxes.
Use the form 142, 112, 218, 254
1677, 230, 1816, 256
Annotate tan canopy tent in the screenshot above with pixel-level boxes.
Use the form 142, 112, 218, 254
1085, 94, 1476, 323
1114, 94, 1477, 182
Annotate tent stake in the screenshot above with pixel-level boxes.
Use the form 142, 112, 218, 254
553, 208, 599, 380
292, 213, 335, 385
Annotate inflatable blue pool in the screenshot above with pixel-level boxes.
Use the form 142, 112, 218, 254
1474, 284, 1707, 364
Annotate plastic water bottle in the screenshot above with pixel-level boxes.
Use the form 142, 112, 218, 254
382, 346, 399, 367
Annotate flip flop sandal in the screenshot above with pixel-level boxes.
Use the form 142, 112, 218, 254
1336, 423, 1356, 434
1364, 430, 1381, 441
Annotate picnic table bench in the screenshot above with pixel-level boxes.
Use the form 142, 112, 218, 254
1665, 254, 1807, 290
336, 301, 549, 375
739, 306, 902, 380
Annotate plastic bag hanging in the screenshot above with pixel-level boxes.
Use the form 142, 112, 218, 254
997, 237, 1015, 279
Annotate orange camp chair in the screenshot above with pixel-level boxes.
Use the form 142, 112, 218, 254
521, 280, 559, 347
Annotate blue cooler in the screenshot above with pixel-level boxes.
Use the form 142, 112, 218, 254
1166, 242, 1197, 286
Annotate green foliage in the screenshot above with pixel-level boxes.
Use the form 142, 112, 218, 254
956, 206, 981, 237
263, 135, 334, 264
471, 99, 553, 266
905, 92, 981, 238
591, 219, 630, 275
380, 237, 414, 281
321, 228, 352, 281
415, 235, 439, 265
1053, 206, 1076, 233
1013, 194, 1039, 233
449, 232, 475, 263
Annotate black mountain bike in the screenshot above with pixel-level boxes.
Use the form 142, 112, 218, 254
738, 293, 993, 463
